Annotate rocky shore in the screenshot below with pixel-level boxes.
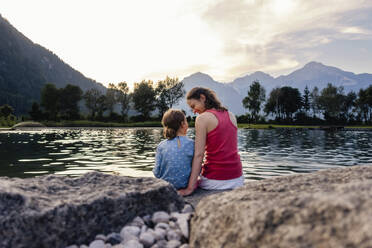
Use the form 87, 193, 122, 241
1, 165, 372, 248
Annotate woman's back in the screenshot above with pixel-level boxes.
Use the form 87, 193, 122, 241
202, 109, 242, 180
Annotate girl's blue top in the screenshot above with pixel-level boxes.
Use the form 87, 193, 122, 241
153, 136, 194, 189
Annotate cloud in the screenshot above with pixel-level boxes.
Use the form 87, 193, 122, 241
199, 0, 372, 78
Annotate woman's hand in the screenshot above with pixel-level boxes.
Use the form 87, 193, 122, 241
178, 187, 194, 196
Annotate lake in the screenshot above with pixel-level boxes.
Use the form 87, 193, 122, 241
1, 128, 372, 180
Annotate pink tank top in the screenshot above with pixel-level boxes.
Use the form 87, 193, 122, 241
202, 109, 243, 180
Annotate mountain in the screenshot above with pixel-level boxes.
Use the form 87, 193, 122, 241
0, 14, 105, 114
177, 62, 372, 115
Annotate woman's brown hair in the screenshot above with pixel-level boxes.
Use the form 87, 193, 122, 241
186, 87, 228, 111
161, 109, 186, 139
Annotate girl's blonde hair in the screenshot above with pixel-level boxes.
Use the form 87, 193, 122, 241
161, 109, 186, 139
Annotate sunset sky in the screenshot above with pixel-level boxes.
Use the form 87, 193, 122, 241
2, 0, 372, 87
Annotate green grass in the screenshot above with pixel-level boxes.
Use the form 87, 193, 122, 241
42, 120, 163, 127
237, 124, 320, 129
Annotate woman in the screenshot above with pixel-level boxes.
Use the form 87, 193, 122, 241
178, 87, 244, 196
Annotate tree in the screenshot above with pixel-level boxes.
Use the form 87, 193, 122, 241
97, 95, 108, 119
318, 83, 345, 123
264, 86, 302, 121
264, 87, 281, 119
303, 86, 310, 115
84, 88, 102, 119
117, 82, 131, 120
41, 83, 60, 120
356, 85, 372, 123
242, 80, 266, 123
29, 102, 43, 121
155, 77, 185, 117
132, 80, 156, 120
0, 104, 14, 117
105, 83, 118, 116
59, 84, 83, 120
310, 86, 320, 118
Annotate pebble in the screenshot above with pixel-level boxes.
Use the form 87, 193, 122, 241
139, 231, 155, 247
106, 233, 121, 245
121, 226, 141, 237
152, 211, 170, 224
166, 240, 181, 248
89, 240, 105, 248
124, 239, 144, 248
181, 204, 193, 214
66, 204, 194, 248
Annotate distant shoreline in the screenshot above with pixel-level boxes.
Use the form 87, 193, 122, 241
1, 121, 372, 130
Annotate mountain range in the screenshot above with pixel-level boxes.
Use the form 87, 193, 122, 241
0, 13, 371, 116
176, 62, 372, 115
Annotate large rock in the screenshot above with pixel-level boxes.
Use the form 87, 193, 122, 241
190, 165, 372, 248
0, 172, 184, 248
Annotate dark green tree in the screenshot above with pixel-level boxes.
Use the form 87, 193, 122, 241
155, 77, 185, 117
356, 85, 372, 123
132, 80, 156, 120
264, 87, 281, 119
318, 83, 345, 123
29, 102, 43, 121
105, 83, 118, 116
41, 83, 60, 120
310, 86, 321, 118
0, 104, 14, 117
303, 86, 310, 115
117, 82, 131, 120
242, 80, 266, 123
84, 88, 101, 119
97, 95, 108, 119
59, 84, 83, 120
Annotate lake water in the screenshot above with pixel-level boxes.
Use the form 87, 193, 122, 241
1, 128, 372, 180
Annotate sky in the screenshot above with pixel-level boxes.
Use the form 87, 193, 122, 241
2, 0, 372, 87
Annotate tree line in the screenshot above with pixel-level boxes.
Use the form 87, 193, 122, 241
28, 76, 185, 122
242, 81, 372, 125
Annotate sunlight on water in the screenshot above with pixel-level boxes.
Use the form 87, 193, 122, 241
0, 127, 372, 179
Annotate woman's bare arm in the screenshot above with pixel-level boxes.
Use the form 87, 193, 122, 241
178, 114, 207, 196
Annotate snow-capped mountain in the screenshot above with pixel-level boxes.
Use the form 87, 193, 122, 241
175, 62, 372, 116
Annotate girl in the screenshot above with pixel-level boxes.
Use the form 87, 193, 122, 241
153, 109, 194, 189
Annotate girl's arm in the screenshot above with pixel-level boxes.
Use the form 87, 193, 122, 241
178, 114, 207, 196
153, 146, 163, 178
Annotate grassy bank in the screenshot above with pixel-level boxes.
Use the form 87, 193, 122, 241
41, 120, 163, 128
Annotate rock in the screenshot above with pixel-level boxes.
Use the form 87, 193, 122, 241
123, 239, 144, 248
175, 214, 190, 239
181, 204, 193, 214
190, 165, 372, 248
0, 172, 184, 248
139, 231, 156, 247
89, 240, 105, 248
120, 226, 141, 238
179, 245, 189, 248
129, 216, 145, 227
95, 234, 107, 242
155, 223, 169, 230
66, 245, 79, 248
153, 240, 167, 248
152, 211, 170, 224
11, 121, 46, 130
166, 240, 181, 248
166, 230, 182, 241
153, 228, 167, 240
106, 233, 121, 245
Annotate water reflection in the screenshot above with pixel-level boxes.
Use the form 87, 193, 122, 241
0, 128, 371, 179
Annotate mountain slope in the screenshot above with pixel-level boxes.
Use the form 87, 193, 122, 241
0, 14, 105, 114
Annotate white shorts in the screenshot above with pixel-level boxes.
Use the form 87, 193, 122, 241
198, 175, 244, 190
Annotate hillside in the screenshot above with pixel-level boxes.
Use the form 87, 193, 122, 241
0, 14, 105, 114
